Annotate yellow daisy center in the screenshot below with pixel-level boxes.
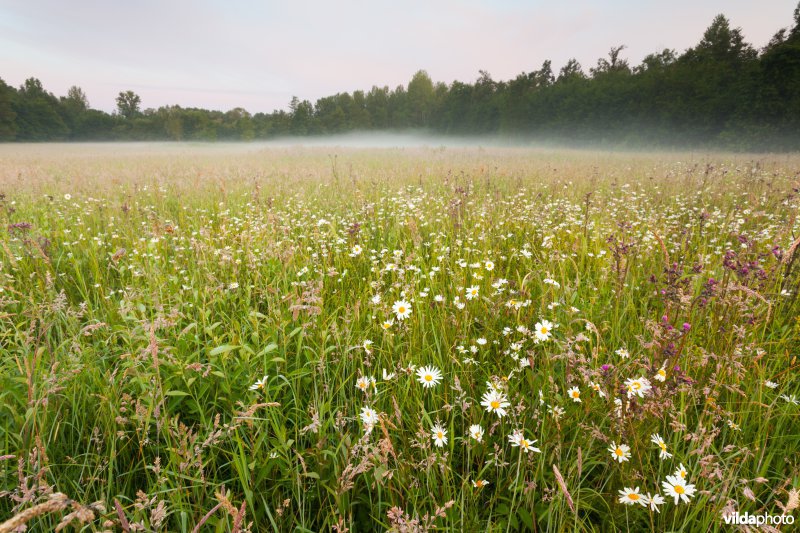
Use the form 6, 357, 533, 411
490, 400, 500, 409
674, 485, 685, 494
398, 306, 405, 313
615, 448, 623, 456
632, 382, 641, 390
425, 375, 433, 382
541, 327, 548, 334
628, 493, 639, 501
437, 432, 443, 439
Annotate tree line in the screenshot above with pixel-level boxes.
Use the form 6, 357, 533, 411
1, 9, 799, 150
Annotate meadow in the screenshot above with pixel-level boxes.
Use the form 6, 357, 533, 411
0, 143, 798, 532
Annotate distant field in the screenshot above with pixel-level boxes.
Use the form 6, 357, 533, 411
0, 144, 798, 532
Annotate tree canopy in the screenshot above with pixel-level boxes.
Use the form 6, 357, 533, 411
3, 7, 800, 150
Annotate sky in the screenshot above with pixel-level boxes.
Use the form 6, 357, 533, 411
1, 0, 797, 114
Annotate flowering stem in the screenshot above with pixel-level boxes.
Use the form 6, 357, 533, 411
506, 454, 522, 533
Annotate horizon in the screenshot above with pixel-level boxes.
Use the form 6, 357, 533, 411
1, 0, 797, 114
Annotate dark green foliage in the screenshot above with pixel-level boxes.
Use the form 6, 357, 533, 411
3, 8, 800, 149
0, 77, 16, 140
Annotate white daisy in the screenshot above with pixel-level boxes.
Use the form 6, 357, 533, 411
481, 389, 510, 418
662, 474, 696, 504
416, 365, 442, 388
392, 300, 412, 320
508, 430, 541, 453
618, 486, 647, 507
360, 407, 379, 431
645, 493, 665, 512
590, 381, 606, 398
650, 433, 672, 459
624, 376, 652, 399
249, 375, 268, 391
608, 442, 631, 463
431, 424, 448, 447
355, 375, 376, 394
534, 320, 554, 342
567, 386, 581, 403
468, 424, 484, 442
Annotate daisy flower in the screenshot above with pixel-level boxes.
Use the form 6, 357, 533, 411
431, 424, 448, 447
590, 381, 606, 398
381, 319, 394, 330
484, 260, 495, 271
472, 479, 490, 489
674, 463, 688, 480
781, 394, 799, 405
567, 386, 581, 403
360, 407, 379, 431
468, 424, 484, 442
249, 375, 268, 391
465, 286, 480, 300
548, 405, 565, 420
615, 348, 630, 359
608, 442, 631, 463
534, 320, 554, 342
624, 376, 652, 399
764, 380, 778, 389
618, 487, 647, 507
508, 430, 541, 453
392, 299, 412, 320
481, 388, 510, 418
350, 245, 362, 256
650, 433, 672, 459
662, 474, 696, 504
355, 375, 376, 394
654, 366, 667, 382
362, 339, 373, 354
646, 493, 665, 512
416, 365, 442, 388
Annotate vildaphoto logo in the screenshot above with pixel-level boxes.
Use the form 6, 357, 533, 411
722, 512, 794, 526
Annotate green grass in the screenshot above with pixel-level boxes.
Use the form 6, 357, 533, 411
0, 145, 798, 532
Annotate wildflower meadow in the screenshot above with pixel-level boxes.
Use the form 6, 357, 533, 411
0, 144, 798, 531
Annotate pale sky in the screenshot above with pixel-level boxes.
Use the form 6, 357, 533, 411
1, 1, 797, 114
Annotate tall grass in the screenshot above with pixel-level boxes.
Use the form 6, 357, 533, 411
0, 145, 798, 531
